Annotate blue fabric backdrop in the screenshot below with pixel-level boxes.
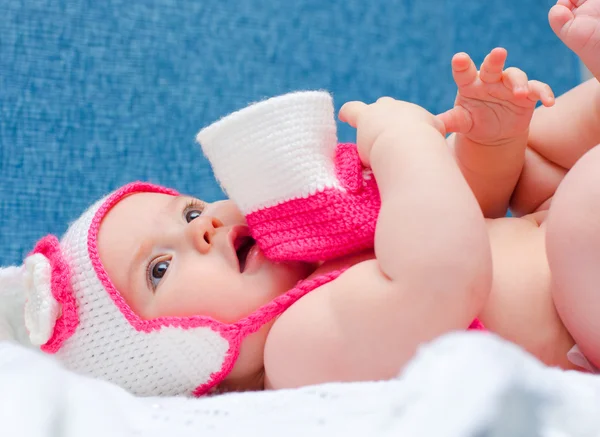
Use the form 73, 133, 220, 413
0, 0, 580, 265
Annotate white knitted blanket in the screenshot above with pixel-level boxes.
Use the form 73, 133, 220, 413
1, 332, 599, 437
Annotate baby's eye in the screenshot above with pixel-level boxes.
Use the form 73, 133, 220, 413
185, 209, 202, 223
184, 199, 205, 223
148, 258, 170, 289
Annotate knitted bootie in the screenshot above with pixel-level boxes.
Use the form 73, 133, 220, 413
197, 91, 381, 262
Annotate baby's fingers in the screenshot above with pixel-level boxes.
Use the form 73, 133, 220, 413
479, 47, 507, 84
451, 52, 478, 87
437, 106, 473, 135
527, 80, 555, 107
339, 101, 368, 128
502, 67, 529, 97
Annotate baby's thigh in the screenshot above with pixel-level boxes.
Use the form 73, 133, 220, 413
545, 144, 600, 367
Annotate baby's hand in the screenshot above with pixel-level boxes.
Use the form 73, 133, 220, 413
339, 97, 445, 166
438, 48, 555, 146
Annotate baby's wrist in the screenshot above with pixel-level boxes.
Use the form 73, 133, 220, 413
369, 123, 444, 163
459, 130, 529, 148
377, 121, 443, 145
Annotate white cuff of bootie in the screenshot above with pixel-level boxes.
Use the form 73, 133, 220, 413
197, 91, 339, 214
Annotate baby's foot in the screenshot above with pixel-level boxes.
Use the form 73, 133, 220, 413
549, 0, 600, 80
438, 48, 555, 146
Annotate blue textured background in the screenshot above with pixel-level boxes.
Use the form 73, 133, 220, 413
0, 0, 580, 265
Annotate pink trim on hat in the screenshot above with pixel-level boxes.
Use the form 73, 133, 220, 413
29, 235, 78, 353
87, 184, 235, 344
81, 183, 238, 394
84, 181, 348, 394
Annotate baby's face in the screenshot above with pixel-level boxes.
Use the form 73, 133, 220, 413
97, 192, 312, 323
97, 191, 313, 389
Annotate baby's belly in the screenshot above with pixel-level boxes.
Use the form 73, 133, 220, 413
482, 214, 577, 370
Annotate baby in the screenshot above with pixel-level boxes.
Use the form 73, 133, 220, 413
2, 0, 599, 397
1, 90, 492, 396
1, 87, 494, 396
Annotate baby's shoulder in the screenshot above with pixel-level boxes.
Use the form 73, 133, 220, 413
264, 252, 376, 389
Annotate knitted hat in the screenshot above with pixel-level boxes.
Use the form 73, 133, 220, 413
21, 183, 232, 396
0, 181, 341, 397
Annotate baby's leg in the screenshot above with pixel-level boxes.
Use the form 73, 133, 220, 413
549, 0, 600, 79
546, 144, 600, 368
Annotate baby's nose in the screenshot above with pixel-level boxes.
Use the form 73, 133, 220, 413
189, 216, 223, 254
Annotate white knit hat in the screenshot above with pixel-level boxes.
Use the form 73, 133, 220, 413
18, 183, 237, 396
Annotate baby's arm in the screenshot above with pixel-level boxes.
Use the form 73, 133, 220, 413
264, 98, 492, 389
440, 48, 554, 218
510, 79, 600, 215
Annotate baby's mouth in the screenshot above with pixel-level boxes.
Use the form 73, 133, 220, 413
234, 235, 256, 273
